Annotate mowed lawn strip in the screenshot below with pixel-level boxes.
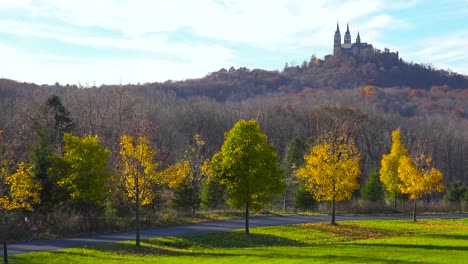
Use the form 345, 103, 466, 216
11, 218, 468, 264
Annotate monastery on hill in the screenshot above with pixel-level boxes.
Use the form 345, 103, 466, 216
333, 22, 398, 60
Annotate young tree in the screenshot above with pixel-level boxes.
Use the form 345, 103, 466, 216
1, 132, 42, 263
52, 133, 111, 206
29, 94, 74, 210
443, 181, 466, 203
380, 129, 409, 208
119, 135, 159, 246
397, 155, 444, 222
282, 138, 306, 212
297, 137, 361, 225
175, 134, 208, 215
361, 169, 384, 202
211, 120, 284, 235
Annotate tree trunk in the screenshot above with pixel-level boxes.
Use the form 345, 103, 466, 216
394, 192, 397, 210
331, 199, 336, 225
135, 176, 141, 247
283, 189, 287, 212
2, 210, 7, 264
412, 199, 417, 222
245, 202, 250, 235
191, 178, 197, 216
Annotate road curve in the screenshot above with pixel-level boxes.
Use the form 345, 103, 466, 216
3, 213, 466, 255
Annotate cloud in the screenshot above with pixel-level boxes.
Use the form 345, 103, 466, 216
407, 31, 468, 74
0, 41, 235, 85
7, 0, 408, 47
1, 0, 441, 84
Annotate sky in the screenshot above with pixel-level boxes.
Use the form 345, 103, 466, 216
0, 0, 467, 86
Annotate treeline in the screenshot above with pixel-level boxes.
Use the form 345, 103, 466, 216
4, 52, 466, 103
0, 63, 467, 241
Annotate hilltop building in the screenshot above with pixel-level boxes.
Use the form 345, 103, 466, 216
333, 22, 398, 60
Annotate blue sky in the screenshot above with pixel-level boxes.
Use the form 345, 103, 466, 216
0, 0, 467, 85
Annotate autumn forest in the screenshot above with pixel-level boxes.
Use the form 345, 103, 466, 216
0, 52, 467, 243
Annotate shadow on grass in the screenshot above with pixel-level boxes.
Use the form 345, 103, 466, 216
425, 234, 468, 241
99, 232, 307, 254
77, 240, 426, 264
350, 242, 468, 251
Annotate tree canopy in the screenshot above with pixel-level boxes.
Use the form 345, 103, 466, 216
297, 137, 361, 224
380, 129, 409, 206
54, 133, 111, 205
211, 119, 284, 234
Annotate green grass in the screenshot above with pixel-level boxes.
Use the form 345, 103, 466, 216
11, 218, 468, 263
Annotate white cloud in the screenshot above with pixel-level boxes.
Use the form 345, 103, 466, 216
0, 42, 235, 85
404, 31, 468, 74
0, 0, 433, 84
7, 0, 408, 47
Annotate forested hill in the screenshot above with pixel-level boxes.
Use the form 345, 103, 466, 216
130, 52, 468, 101
1, 52, 468, 102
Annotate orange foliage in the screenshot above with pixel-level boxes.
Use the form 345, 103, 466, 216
408, 89, 427, 97
358, 85, 376, 98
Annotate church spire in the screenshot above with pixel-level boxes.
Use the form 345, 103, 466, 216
356, 31, 361, 44
334, 22, 342, 54
344, 22, 351, 44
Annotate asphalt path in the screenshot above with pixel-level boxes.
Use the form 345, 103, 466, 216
3, 213, 466, 255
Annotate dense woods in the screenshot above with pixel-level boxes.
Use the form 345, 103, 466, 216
0, 53, 467, 241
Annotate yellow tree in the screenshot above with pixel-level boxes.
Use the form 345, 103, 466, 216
168, 134, 209, 215
297, 137, 360, 225
1, 158, 41, 263
119, 135, 159, 247
398, 155, 444, 222
380, 129, 409, 208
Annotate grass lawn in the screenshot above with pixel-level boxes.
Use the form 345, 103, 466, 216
11, 218, 467, 263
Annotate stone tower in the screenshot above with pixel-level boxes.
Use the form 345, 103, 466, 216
344, 23, 351, 44
334, 22, 341, 54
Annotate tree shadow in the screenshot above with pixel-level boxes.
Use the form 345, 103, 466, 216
88, 242, 427, 263
350, 242, 468, 251
98, 232, 307, 254
425, 234, 468, 241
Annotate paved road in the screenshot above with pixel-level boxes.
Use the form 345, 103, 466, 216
3, 213, 466, 255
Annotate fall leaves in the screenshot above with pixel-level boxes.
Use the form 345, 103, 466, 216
380, 129, 444, 200
296, 138, 360, 203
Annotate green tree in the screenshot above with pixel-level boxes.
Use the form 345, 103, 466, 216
282, 138, 306, 211
361, 169, 384, 202
29, 94, 74, 210
211, 120, 284, 235
44, 94, 74, 142
201, 176, 226, 210
50, 133, 111, 206
295, 183, 316, 211
443, 181, 466, 203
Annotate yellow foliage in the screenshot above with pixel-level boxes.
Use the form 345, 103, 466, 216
380, 129, 409, 194
2, 162, 41, 211
194, 133, 206, 148
161, 160, 190, 189
119, 135, 159, 206
296, 139, 360, 202
397, 154, 444, 200
201, 160, 215, 179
